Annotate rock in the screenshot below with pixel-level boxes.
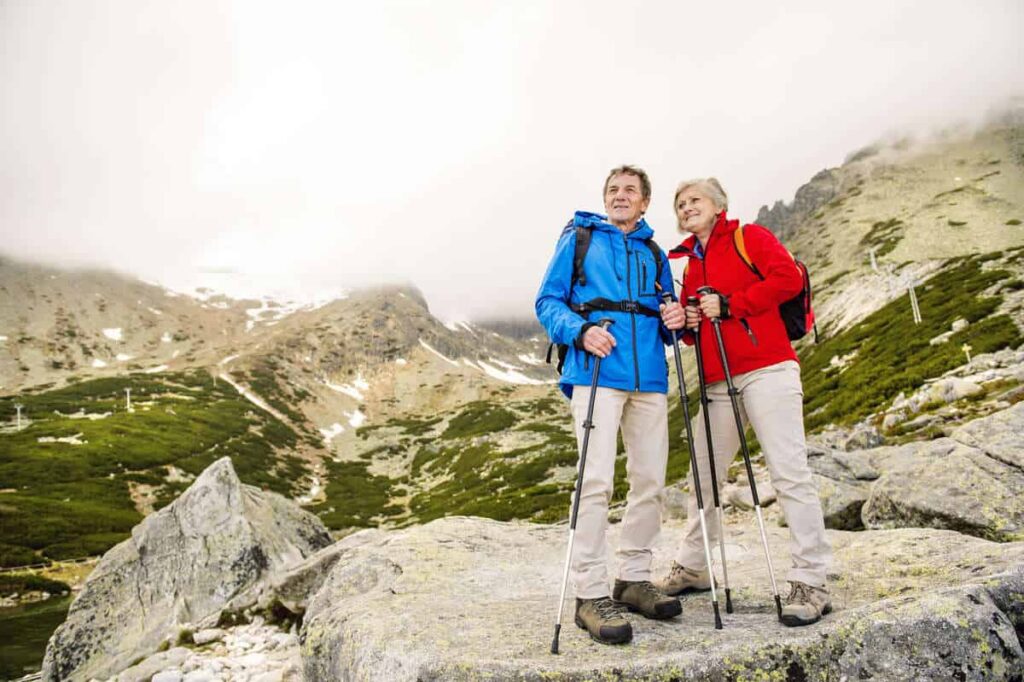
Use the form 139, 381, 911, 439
192, 628, 226, 646
151, 671, 183, 682
862, 438, 1024, 541
951, 401, 1024, 469
815, 474, 869, 530
661, 484, 688, 520
929, 330, 954, 345
831, 450, 880, 480
259, 528, 386, 614
300, 516, 1024, 681
843, 423, 883, 450
951, 317, 969, 332
43, 457, 332, 682
115, 648, 190, 682
724, 476, 775, 510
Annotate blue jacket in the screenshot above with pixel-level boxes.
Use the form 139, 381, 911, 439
535, 211, 677, 398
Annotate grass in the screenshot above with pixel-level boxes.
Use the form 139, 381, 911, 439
799, 254, 1022, 432
307, 460, 403, 528
0, 370, 314, 566
0, 573, 70, 597
860, 218, 903, 259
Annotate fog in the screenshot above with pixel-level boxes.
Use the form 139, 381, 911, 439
1, 0, 1022, 321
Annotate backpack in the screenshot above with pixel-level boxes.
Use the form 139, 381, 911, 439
731, 226, 817, 342
545, 223, 667, 373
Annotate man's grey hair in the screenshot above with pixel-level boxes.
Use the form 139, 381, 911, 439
673, 177, 729, 219
604, 164, 652, 202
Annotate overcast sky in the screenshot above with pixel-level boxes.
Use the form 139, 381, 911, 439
1, 1, 1022, 321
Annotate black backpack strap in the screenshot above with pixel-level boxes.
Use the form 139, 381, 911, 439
642, 238, 665, 290
571, 298, 661, 318
572, 225, 592, 287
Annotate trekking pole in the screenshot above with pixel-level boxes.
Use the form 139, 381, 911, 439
688, 296, 734, 614
662, 293, 722, 630
697, 286, 783, 621
551, 318, 614, 655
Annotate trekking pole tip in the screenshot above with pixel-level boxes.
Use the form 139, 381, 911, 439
713, 602, 723, 630
774, 595, 783, 622
725, 588, 734, 614
550, 624, 561, 654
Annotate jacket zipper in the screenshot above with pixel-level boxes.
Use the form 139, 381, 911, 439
626, 237, 640, 391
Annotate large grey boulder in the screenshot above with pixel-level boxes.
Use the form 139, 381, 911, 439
300, 515, 1024, 681
952, 400, 1024, 469
862, 437, 1024, 541
42, 457, 332, 682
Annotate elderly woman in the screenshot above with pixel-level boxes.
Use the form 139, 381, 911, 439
656, 177, 833, 626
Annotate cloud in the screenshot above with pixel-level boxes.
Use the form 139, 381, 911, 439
1, 0, 1022, 321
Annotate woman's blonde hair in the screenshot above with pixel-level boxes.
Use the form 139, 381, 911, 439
673, 177, 728, 231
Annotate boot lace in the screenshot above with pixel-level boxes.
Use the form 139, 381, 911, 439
633, 580, 666, 601
787, 581, 812, 605
592, 597, 625, 619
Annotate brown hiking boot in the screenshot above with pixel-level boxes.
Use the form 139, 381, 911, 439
781, 581, 832, 627
655, 561, 712, 596
574, 597, 632, 644
612, 579, 682, 619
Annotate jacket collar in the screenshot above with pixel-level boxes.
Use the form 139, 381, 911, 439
667, 212, 737, 259
573, 211, 655, 240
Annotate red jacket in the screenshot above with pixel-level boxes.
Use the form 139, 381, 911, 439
668, 213, 801, 384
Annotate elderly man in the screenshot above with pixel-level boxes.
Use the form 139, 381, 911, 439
536, 165, 686, 645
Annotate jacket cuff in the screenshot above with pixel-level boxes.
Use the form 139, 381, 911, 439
574, 322, 597, 350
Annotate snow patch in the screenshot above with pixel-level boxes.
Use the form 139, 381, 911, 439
296, 476, 322, 505
319, 423, 345, 444
219, 373, 276, 415
476, 360, 548, 385
92, 359, 108, 368
160, 332, 172, 343
219, 354, 239, 366
0, 336, 7, 342
517, 353, 543, 366
143, 365, 169, 374
419, 339, 459, 366
345, 409, 366, 428
103, 328, 123, 341
353, 375, 370, 391
395, 358, 407, 366
324, 380, 363, 401
148, 308, 163, 316
115, 353, 133, 362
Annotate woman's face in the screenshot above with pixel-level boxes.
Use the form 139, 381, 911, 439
675, 187, 720, 237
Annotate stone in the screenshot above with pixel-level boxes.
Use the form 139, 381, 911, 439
299, 516, 1024, 681
951, 401, 1024, 469
951, 317, 969, 332
843, 423, 883, 450
862, 437, 1024, 541
192, 629, 226, 646
150, 670, 183, 682
115, 648, 190, 682
831, 450, 880, 481
815, 474, 869, 530
662, 484, 688, 520
723, 476, 775, 510
43, 457, 332, 682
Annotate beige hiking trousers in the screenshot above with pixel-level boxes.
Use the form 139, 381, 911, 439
569, 386, 668, 599
675, 360, 832, 587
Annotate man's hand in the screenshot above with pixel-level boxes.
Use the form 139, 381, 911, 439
582, 325, 616, 358
660, 301, 686, 330
699, 293, 725, 320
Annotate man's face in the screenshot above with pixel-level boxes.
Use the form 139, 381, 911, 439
603, 173, 650, 229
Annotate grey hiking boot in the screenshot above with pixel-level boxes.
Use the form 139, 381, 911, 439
655, 562, 712, 596
575, 597, 632, 644
781, 581, 832, 626
612, 579, 682, 619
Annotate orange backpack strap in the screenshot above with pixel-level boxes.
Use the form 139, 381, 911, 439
733, 226, 762, 279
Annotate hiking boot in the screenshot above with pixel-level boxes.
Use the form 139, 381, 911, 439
574, 597, 632, 644
612, 579, 682, 619
655, 562, 712, 596
780, 581, 832, 627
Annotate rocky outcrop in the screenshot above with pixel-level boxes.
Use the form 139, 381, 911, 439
299, 516, 1024, 681
755, 169, 840, 240
41, 457, 332, 682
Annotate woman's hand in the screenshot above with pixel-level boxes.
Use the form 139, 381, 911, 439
684, 304, 701, 329
699, 293, 725, 320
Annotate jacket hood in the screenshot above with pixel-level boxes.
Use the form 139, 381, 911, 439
668, 212, 738, 259
572, 211, 655, 241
